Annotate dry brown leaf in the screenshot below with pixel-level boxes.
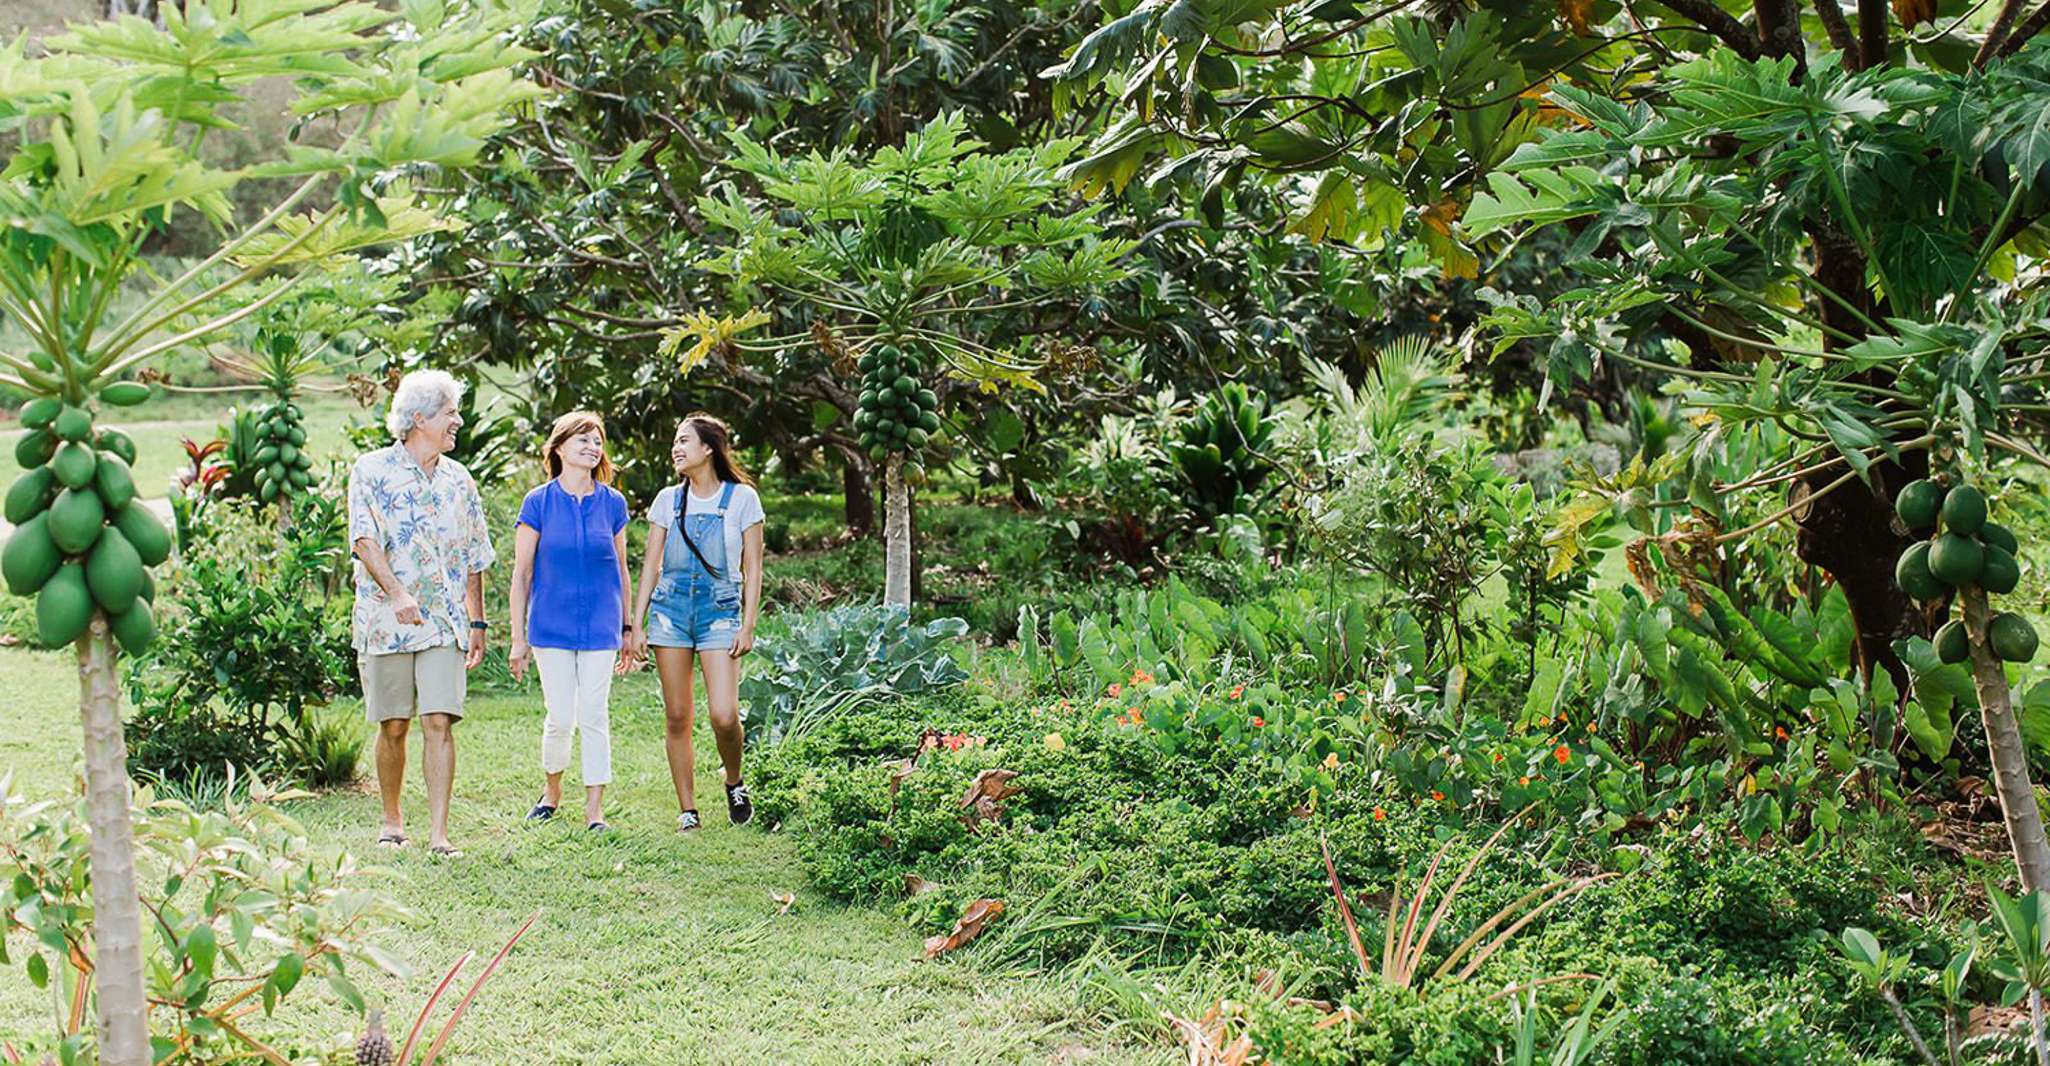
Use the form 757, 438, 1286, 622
1892, 0, 1937, 29
903, 874, 939, 897
1557, 0, 1594, 35
770, 892, 795, 915
1969, 1003, 2031, 1039
959, 768, 1023, 833
922, 898, 1004, 959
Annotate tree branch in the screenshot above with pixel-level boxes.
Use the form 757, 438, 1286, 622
1977, 0, 2034, 65
1815, 0, 1860, 64
1999, 0, 2050, 56
1658, 0, 1763, 58
1755, 0, 1807, 78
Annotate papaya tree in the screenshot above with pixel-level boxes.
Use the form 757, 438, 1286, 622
0, 3, 540, 1059
667, 112, 1130, 607
1049, 4, 2050, 884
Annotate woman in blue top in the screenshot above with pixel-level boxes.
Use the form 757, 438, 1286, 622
508, 411, 635, 832
629, 413, 765, 832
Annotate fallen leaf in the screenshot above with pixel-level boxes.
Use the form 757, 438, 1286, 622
903, 874, 939, 897
922, 898, 1004, 959
1968, 1003, 2030, 1039
0, 635, 18, 647
770, 892, 795, 915
959, 769, 1023, 833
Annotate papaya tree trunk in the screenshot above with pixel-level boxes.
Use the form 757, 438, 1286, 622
883, 454, 911, 608
77, 620, 149, 1065
1961, 584, 2050, 891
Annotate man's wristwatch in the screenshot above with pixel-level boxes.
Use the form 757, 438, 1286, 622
469, 620, 488, 631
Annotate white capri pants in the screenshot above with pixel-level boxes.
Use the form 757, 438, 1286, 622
534, 648, 614, 787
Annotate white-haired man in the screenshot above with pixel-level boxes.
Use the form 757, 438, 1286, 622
348, 369, 495, 857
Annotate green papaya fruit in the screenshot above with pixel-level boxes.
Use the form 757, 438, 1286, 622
907, 428, 929, 447
92, 457, 135, 512
1896, 542, 1943, 601
113, 503, 171, 566
99, 381, 152, 407
35, 563, 92, 647
893, 375, 916, 395
2, 514, 60, 595
254, 444, 280, 465
138, 568, 154, 604
918, 413, 940, 433
50, 442, 96, 489
1984, 522, 2020, 555
17, 397, 59, 430
1983, 546, 2021, 595
916, 388, 937, 410
48, 488, 105, 554
86, 528, 143, 615
286, 426, 306, 447
111, 600, 154, 655
4, 467, 55, 525
1936, 620, 1968, 664
14, 428, 55, 469
52, 406, 91, 443
258, 479, 280, 502
95, 429, 135, 467
278, 443, 299, 465
1943, 485, 1988, 535
1929, 535, 1984, 586
1992, 612, 2039, 663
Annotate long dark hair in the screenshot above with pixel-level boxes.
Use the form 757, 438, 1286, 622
680, 412, 756, 488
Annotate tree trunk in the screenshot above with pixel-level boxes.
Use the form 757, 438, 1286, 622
883, 454, 911, 608
841, 453, 875, 536
1962, 585, 2050, 891
77, 622, 149, 1065
907, 477, 923, 605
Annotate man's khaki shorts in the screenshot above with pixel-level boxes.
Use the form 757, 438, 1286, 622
361, 645, 467, 723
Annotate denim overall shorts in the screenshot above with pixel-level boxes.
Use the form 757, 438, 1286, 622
646, 482, 742, 650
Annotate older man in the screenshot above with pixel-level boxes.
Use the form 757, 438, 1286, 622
348, 369, 496, 857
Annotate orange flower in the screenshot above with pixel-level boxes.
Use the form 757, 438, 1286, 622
1519, 776, 1531, 786
1774, 726, 1789, 741
1323, 752, 1340, 770
1252, 716, 1266, 728
1553, 744, 1570, 765
1373, 807, 1387, 821
1229, 685, 1245, 700
1130, 668, 1155, 686
1584, 721, 1596, 733
1431, 790, 1445, 801
1108, 683, 1123, 698
1492, 751, 1503, 764
1334, 691, 1348, 703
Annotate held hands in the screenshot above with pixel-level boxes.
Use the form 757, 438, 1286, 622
615, 625, 645, 674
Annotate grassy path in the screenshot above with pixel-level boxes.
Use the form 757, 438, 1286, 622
0, 649, 1152, 1063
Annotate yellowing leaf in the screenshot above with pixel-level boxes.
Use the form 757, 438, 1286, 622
659, 308, 771, 374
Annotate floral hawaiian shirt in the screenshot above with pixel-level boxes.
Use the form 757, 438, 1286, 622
347, 444, 496, 655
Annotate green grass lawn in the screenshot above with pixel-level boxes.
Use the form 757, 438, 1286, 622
0, 649, 1160, 1064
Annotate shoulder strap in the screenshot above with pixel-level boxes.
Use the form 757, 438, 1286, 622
673, 485, 722, 580
717, 480, 735, 514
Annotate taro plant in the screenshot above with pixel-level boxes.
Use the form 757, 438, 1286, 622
0, 4, 540, 1058
738, 605, 971, 746
1986, 885, 2050, 1066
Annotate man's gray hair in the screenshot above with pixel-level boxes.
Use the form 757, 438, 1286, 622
386, 369, 465, 440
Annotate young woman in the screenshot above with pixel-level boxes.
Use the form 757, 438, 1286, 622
508, 411, 636, 832
629, 414, 765, 832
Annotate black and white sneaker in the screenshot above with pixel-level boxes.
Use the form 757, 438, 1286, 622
677, 810, 701, 833
726, 782, 753, 826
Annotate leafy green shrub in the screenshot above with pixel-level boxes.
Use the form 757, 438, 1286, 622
1169, 382, 1274, 524
739, 605, 970, 745
124, 498, 357, 788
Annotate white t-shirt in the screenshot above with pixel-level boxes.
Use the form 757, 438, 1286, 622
647, 482, 764, 580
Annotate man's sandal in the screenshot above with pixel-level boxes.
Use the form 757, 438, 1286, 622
429, 844, 463, 859
376, 831, 408, 848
